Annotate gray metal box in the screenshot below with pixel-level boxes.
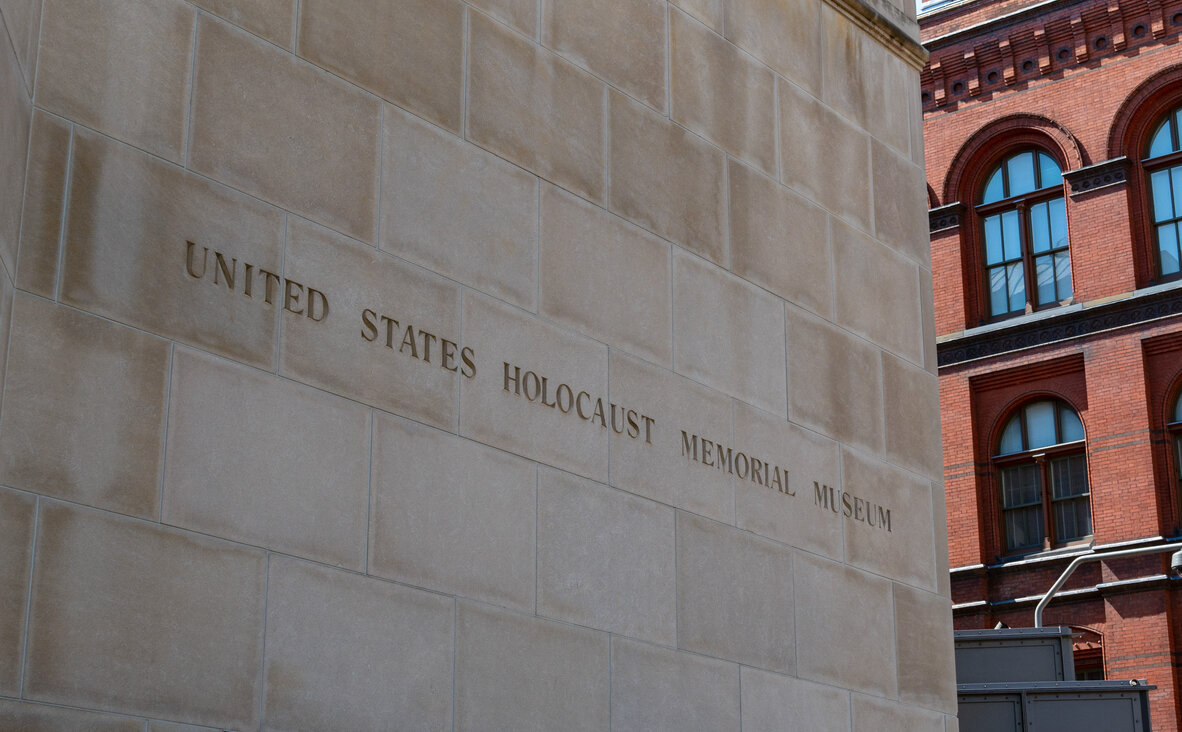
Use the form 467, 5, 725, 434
955, 627, 1076, 683
958, 681, 1154, 732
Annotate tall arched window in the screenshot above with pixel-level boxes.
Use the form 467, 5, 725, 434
978, 150, 1072, 319
1146, 105, 1182, 279
1172, 390, 1182, 504
995, 399, 1090, 553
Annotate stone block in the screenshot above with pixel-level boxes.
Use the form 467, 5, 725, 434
279, 216, 462, 430
36, 0, 193, 162
778, 78, 871, 232
795, 553, 897, 698
676, 513, 795, 673
610, 637, 740, 732
381, 104, 538, 311
728, 159, 831, 317
874, 138, 933, 265
673, 249, 787, 415
459, 290, 609, 482
468, 11, 605, 204
732, 400, 842, 558
920, 267, 938, 374
822, 6, 910, 153
725, 0, 820, 95
607, 350, 734, 523
540, 184, 672, 366
163, 347, 370, 570
190, 15, 380, 242
740, 667, 852, 732
455, 602, 610, 732
852, 694, 946, 732
16, 110, 70, 298
298, 0, 463, 133
933, 480, 951, 597
894, 582, 958, 713
369, 414, 535, 612
841, 447, 937, 591
883, 352, 943, 479
262, 555, 454, 730
190, 0, 295, 48
0, 0, 41, 91
0, 18, 30, 279
24, 501, 265, 728
0, 700, 143, 732
785, 305, 883, 454
541, 0, 666, 112
537, 468, 676, 645
0, 487, 34, 696
671, 10, 775, 174
150, 724, 221, 732
609, 91, 727, 264
59, 129, 285, 370
470, 0, 537, 38
0, 294, 169, 519
0, 265, 11, 402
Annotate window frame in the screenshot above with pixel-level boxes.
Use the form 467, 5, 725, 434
993, 399, 1092, 555
975, 149, 1073, 321
1143, 107, 1182, 283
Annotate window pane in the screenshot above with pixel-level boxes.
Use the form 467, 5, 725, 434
982, 167, 1005, 203
1054, 498, 1092, 542
1030, 201, 1051, 253
1055, 250, 1073, 301
1007, 262, 1026, 312
1151, 169, 1174, 222
1002, 210, 1022, 261
1175, 394, 1182, 423
999, 416, 1024, 454
1005, 505, 1044, 551
1149, 117, 1175, 159
1036, 254, 1055, 305
1051, 454, 1088, 498
1008, 152, 1036, 196
1172, 167, 1182, 219
989, 266, 1009, 316
1048, 197, 1068, 249
1026, 401, 1057, 448
1160, 224, 1181, 276
1060, 407, 1084, 443
1002, 464, 1042, 506
984, 215, 1004, 264
1038, 153, 1062, 189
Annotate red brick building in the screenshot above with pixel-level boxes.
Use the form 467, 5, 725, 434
920, 0, 1182, 726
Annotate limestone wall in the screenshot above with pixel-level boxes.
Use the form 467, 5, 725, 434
0, 0, 954, 729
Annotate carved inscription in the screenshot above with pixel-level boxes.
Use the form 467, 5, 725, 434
186, 241, 329, 321
362, 309, 476, 378
502, 362, 655, 443
679, 431, 794, 496
185, 240, 903, 533
813, 482, 892, 532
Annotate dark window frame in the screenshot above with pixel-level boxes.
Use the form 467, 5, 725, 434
1144, 107, 1182, 283
994, 400, 1091, 555
976, 150, 1073, 321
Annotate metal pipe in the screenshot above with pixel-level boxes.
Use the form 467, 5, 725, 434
1034, 543, 1179, 627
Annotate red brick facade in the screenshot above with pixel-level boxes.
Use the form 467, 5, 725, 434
922, 0, 1182, 726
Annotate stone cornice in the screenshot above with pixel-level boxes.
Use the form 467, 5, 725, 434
929, 201, 965, 232
1064, 157, 1130, 195
937, 284, 1182, 367
827, 0, 930, 69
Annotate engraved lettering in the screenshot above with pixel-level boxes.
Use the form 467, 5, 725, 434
185, 241, 208, 279
556, 383, 574, 413
399, 325, 419, 358
701, 439, 714, 465
504, 363, 522, 395
214, 252, 236, 289
441, 339, 458, 372
626, 409, 640, 439
460, 347, 476, 378
522, 371, 541, 402
259, 268, 281, 305
577, 391, 593, 420
307, 288, 329, 322
419, 330, 437, 363
715, 444, 733, 474
361, 309, 379, 342
610, 404, 626, 434
643, 416, 655, 444
283, 279, 304, 315
735, 451, 749, 479
540, 377, 557, 408
591, 398, 606, 428
243, 263, 254, 298
681, 431, 698, 461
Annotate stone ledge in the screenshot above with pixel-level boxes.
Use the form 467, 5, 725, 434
827, 0, 929, 69
1065, 157, 1130, 195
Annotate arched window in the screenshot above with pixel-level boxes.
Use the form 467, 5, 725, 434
995, 399, 1090, 553
1146, 105, 1182, 279
978, 150, 1072, 319
1172, 390, 1182, 504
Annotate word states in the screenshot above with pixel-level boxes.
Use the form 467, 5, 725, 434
362, 309, 476, 378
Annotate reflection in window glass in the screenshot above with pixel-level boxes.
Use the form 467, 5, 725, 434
1026, 401, 1057, 447
1008, 152, 1037, 196
1146, 107, 1182, 280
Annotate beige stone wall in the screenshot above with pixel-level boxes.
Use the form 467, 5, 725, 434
0, 0, 954, 729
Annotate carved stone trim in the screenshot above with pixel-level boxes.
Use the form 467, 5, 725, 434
937, 287, 1182, 367
1064, 157, 1130, 195
930, 202, 965, 233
